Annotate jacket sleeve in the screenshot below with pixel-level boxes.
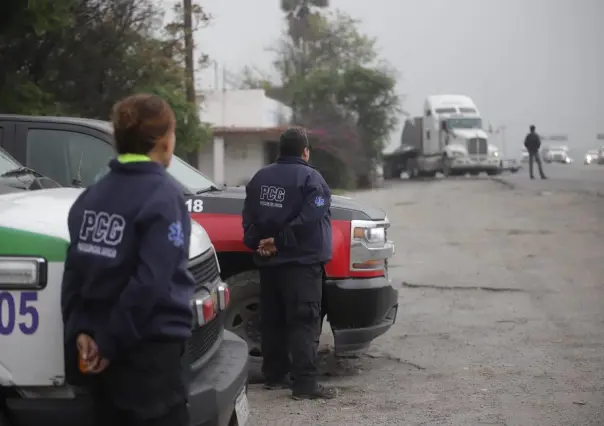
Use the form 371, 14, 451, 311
94, 190, 186, 361
242, 181, 262, 250
61, 242, 92, 343
61, 197, 93, 344
524, 134, 530, 149
278, 171, 331, 249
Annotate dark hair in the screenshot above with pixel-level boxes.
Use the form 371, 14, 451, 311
530, 125, 536, 132
279, 127, 309, 157
111, 94, 176, 155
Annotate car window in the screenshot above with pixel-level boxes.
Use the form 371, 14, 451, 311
0, 147, 20, 175
26, 129, 115, 187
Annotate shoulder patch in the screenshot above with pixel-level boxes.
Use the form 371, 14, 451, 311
168, 220, 185, 247
314, 196, 325, 207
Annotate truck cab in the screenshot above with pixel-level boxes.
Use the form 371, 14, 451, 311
422, 95, 500, 176
383, 94, 501, 179
0, 114, 398, 381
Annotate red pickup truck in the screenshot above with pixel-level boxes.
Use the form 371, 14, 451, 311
0, 115, 399, 377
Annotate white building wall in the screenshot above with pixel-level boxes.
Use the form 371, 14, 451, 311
223, 135, 265, 186
199, 89, 292, 127
197, 135, 266, 186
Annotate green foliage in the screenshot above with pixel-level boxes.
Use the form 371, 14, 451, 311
0, 0, 211, 156
261, 6, 401, 187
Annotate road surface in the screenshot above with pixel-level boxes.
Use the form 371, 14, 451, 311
499, 162, 604, 196
247, 177, 604, 425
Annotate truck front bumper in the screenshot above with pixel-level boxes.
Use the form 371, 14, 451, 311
5, 331, 249, 426
324, 275, 399, 355
451, 156, 500, 171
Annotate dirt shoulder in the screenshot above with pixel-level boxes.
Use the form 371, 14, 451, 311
247, 178, 604, 426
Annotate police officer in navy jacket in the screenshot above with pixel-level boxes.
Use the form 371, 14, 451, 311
61, 94, 192, 426
242, 127, 336, 400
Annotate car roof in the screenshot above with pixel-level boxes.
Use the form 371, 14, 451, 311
0, 114, 112, 133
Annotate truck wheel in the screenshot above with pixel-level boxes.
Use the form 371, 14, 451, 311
407, 158, 419, 179
225, 270, 264, 383
442, 155, 452, 177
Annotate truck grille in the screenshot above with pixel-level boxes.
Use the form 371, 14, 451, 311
187, 249, 222, 364
189, 250, 220, 292
188, 313, 223, 363
467, 138, 487, 155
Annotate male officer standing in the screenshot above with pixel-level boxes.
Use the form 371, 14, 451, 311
242, 127, 336, 400
524, 125, 547, 179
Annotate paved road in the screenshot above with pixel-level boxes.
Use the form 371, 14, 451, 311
247, 178, 604, 425
499, 162, 604, 196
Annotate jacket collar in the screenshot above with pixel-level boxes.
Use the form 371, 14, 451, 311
276, 156, 311, 167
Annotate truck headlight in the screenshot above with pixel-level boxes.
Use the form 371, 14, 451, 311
352, 226, 386, 244
0, 257, 46, 289
492, 151, 499, 157
350, 220, 395, 271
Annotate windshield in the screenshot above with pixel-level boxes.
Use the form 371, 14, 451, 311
445, 117, 482, 130
98, 121, 217, 193
167, 156, 216, 193
0, 148, 20, 174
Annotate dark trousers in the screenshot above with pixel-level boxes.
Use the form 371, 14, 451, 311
528, 151, 546, 178
90, 340, 189, 426
260, 263, 323, 390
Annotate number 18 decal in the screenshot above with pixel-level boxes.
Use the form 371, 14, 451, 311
0, 292, 39, 335
185, 198, 204, 213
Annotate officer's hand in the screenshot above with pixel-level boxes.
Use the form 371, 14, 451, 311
88, 357, 110, 374
258, 238, 276, 256
76, 333, 98, 365
259, 238, 275, 248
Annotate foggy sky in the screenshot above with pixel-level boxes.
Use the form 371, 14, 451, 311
196, 0, 604, 157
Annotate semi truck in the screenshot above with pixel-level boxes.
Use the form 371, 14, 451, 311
384, 94, 501, 179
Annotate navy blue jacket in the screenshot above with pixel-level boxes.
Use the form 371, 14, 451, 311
524, 132, 541, 153
242, 156, 332, 266
61, 157, 194, 362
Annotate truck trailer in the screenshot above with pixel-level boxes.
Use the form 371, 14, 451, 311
384, 94, 501, 179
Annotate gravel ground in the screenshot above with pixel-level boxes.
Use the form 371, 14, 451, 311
246, 177, 604, 426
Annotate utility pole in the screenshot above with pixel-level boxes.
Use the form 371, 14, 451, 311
183, 0, 199, 168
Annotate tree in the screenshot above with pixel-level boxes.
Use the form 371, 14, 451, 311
262, 8, 400, 188
0, 0, 212, 160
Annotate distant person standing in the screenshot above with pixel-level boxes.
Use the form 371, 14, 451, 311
524, 125, 547, 179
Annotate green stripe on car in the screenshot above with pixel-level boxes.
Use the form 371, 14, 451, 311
0, 226, 68, 261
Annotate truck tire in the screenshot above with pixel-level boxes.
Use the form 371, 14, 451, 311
442, 155, 452, 177
407, 158, 420, 179
225, 270, 264, 383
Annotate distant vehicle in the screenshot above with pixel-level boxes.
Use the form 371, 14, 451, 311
542, 146, 572, 164
500, 157, 521, 173
598, 147, 604, 164
383, 94, 501, 179
584, 149, 599, 165
520, 149, 530, 163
